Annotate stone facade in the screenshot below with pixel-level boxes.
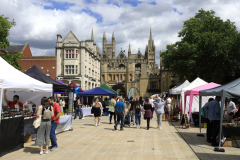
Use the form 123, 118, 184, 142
101, 28, 160, 97
56, 30, 101, 89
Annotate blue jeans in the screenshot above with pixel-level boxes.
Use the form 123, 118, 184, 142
115, 112, 124, 129
50, 121, 58, 148
135, 113, 141, 125
74, 107, 83, 119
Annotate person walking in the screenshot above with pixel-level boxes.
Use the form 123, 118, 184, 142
92, 97, 103, 127
128, 97, 136, 126
153, 97, 165, 130
78, 96, 84, 119
143, 97, 153, 130
74, 96, 82, 119
109, 95, 117, 124
63, 97, 69, 115
114, 97, 126, 131
48, 97, 60, 151
133, 101, 142, 129
35, 97, 54, 155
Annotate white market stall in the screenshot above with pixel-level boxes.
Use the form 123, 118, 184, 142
181, 77, 209, 115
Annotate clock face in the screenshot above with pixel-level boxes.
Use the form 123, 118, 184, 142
138, 55, 141, 58
120, 55, 123, 58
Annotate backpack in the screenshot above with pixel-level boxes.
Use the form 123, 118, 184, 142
135, 105, 141, 114
43, 107, 52, 120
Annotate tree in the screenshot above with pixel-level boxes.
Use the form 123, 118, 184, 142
0, 15, 16, 48
161, 9, 240, 84
0, 15, 22, 70
1, 52, 23, 70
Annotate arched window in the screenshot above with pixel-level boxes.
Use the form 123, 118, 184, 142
119, 64, 125, 68
46, 73, 50, 77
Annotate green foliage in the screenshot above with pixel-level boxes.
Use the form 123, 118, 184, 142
0, 15, 16, 49
161, 9, 240, 84
0, 52, 23, 70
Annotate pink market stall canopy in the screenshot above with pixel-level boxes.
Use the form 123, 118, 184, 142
184, 82, 221, 120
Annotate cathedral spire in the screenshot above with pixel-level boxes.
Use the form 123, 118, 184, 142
103, 31, 106, 39
112, 31, 115, 39
128, 43, 131, 52
91, 28, 94, 41
150, 26, 152, 40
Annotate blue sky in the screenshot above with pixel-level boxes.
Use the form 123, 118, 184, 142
1, 0, 240, 67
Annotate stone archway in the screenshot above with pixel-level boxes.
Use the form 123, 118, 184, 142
112, 85, 127, 98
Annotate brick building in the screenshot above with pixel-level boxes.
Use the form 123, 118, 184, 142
1, 43, 57, 80
19, 56, 56, 80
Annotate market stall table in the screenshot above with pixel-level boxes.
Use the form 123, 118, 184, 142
56, 115, 72, 133
82, 108, 93, 117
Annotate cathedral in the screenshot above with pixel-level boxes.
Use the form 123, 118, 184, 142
100, 28, 161, 97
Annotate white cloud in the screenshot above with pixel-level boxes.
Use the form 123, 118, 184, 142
1, 0, 240, 68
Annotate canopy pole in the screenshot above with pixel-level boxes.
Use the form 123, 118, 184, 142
214, 95, 225, 152
197, 95, 204, 137
0, 87, 3, 124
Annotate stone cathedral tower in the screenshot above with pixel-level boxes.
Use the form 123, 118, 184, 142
100, 28, 160, 97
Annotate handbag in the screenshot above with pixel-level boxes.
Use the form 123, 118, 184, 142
33, 115, 41, 129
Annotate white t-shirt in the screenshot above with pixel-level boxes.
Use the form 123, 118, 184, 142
227, 101, 237, 113
167, 98, 171, 104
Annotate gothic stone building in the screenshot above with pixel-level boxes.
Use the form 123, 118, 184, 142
101, 28, 160, 97
56, 30, 101, 89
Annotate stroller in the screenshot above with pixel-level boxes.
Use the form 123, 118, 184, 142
123, 112, 131, 127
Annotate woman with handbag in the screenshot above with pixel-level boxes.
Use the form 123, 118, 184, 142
143, 97, 153, 130
35, 97, 54, 155
92, 97, 103, 127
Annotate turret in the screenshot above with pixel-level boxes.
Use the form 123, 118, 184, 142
91, 28, 94, 41
128, 43, 131, 58
57, 34, 62, 42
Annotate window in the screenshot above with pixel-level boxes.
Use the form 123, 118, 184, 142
120, 75, 122, 81
113, 75, 115, 80
76, 65, 78, 74
72, 54, 74, 58
72, 50, 74, 53
46, 73, 50, 77
66, 54, 68, 58
65, 65, 76, 75
66, 50, 68, 53
150, 81, 158, 89
76, 54, 78, 58
76, 50, 78, 53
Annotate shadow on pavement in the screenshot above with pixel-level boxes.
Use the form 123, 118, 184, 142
23, 147, 39, 154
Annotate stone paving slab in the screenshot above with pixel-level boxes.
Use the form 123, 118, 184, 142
2, 116, 198, 160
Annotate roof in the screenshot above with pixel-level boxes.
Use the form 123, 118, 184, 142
100, 84, 119, 95
78, 87, 116, 96
3, 45, 25, 53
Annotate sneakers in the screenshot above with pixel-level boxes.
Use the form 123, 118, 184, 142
120, 128, 124, 131
50, 147, 58, 151
114, 125, 117, 130
44, 150, 48, 154
40, 151, 43, 155
98, 122, 100, 126
95, 124, 97, 127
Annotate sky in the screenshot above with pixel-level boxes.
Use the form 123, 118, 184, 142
1, 0, 240, 67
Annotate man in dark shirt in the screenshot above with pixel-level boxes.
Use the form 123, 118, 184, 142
128, 97, 136, 126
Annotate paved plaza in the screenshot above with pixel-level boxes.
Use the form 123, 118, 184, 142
2, 115, 240, 160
